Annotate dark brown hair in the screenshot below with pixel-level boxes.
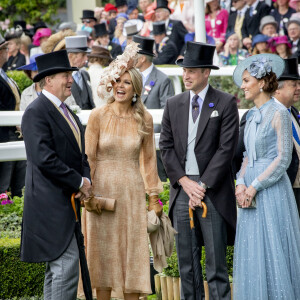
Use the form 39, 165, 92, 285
261, 71, 278, 93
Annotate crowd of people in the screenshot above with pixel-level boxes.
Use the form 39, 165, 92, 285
1, 1, 300, 300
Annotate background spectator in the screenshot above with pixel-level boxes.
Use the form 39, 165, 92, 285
20, 34, 31, 64
180, 0, 195, 33
30, 27, 51, 56
259, 15, 278, 37
127, 5, 140, 20
205, 0, 229, 53
287, 16, 300, 58
81, 9, 97, 32
242, 0, 271, 51
226, 0, 247, 41
219, 32, 249, 66
271, 0, 296, 35
112, 13, 129, 51
268, 35, 292, 58
251, 34, 271, 54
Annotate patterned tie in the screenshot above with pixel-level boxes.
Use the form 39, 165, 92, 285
60, 102, 78, 133
192, 94, 200, 123
288, 108, 300, 146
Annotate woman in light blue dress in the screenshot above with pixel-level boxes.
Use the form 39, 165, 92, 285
233, 54, 300, 299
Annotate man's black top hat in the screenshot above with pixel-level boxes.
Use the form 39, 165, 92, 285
34, 21, 47, 33
133, 35, 155, 57
152, 22, 166, 35
155, 0, 171, 13
94, 23, 109, 37
278, 58, 300, 81
176, 41, 219, 69
14, 21, 26, 30
81, 10, 97, 21
33, 50, 78, 82
116, 0, 128, 7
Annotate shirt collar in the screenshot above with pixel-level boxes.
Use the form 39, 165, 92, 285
42, 89, 63, 107
189, 84, 209, 105
142, 63, 154, 80
238, 5, 248, 16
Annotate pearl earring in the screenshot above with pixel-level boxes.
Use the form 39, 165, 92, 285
132, 94, 137, 102
260, 88, 263, 93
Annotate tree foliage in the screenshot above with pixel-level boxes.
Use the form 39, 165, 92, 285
0, 0, 61, 25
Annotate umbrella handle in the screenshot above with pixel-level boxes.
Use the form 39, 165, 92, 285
189, 207, 195, 229
201, 201, 207, 218
71, 193, 78, 221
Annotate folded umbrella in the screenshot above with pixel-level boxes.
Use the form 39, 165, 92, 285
71, 193, 93, 300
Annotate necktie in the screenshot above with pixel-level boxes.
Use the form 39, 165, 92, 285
288, 108, 300, 146
249, 6, 253, 17
60, 102, 78, 133
192, 94, 200, 123
73, 71, 83, 90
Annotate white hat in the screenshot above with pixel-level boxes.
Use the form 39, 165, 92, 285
65, 35, 91, 53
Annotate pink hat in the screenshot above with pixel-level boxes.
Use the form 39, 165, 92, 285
32, 28, 52, 46
268, 35, 291, 53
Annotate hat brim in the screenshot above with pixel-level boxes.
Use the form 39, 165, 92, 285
17, 62, 38, 71
278, 75, 300, 81
66, 47, 91, 53
176, 58, 220, 70
80, 17, 97, 22
33, 66, 78, 82
154, 6, 172, 13
137, 49, 155, 57
233, 54, 285, 87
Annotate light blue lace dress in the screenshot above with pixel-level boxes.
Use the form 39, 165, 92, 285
234, 98, 300, 299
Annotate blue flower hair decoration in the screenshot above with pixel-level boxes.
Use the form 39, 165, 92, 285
247, 57, 272, 79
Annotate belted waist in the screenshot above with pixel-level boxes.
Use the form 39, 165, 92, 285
248, 158, 274, 166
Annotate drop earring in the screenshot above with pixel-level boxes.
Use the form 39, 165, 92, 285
132, 94, 137, 102
260, 88, 263, 93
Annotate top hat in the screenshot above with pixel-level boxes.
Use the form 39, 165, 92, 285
233, 54, 285, 87
278, 58, 300, 81
123, 19, 144, 36
155, 0, 172, 13
133, 35, 155, 56
152, 22, 166, 35
17, 53, 43, 71
87, 45, 113, 62
0, 33, 8, 49
65, 35, 91, 53
4, 26, 23, 41
286, 16, 300, 28
259, 15, 278, 33
176, 41, 219, 69
34, 21, 47, 33
33, 50, 78, 82
14, 21, 26, 30
81, 10, 97, 21
115, 0, 128, 7
94, 23, 109, 37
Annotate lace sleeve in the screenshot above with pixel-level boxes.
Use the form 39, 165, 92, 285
251, 109, 292, 191
236, 153, 248, 186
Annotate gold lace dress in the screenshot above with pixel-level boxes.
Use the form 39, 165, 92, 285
81, 104, 162, 296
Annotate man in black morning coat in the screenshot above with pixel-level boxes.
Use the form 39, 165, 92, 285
160, 42, 239, 300
20, 50, 91, 300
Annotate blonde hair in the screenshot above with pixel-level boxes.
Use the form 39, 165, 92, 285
108, 68, 150, 137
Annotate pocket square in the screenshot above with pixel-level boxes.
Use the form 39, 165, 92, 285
210, 110, 219, 118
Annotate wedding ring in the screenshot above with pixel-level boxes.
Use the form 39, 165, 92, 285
246, 198, 249, 202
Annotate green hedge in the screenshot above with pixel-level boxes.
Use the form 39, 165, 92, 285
7, 71, 32, 93
0, 238, 45, 299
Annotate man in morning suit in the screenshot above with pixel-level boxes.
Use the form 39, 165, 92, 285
20, 50, 91, 299
0, 33, 25, 198
241, 0, 271, 50
133, 35, 174, 181
65, 35, 95, 110
154, 0, 187, 57
159, 42, 239, 300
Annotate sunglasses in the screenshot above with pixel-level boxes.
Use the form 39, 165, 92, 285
82, 19, 92, 24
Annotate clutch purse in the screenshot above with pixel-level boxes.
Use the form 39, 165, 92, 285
83, 194, 116, 214
237, 196, 256, 209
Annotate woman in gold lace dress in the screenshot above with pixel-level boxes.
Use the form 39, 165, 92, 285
82, 44, 163, 300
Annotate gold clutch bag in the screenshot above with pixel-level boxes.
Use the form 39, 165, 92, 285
237, 197, 256, 209
83, 195, 116, 214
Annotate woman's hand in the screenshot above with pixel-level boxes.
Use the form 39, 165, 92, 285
243, 185, 257, 208
235, 184, 246, 207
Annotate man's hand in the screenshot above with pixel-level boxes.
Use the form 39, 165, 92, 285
75, 177, 92, 200
235, 184, 246, 207
179, 176, 206, 209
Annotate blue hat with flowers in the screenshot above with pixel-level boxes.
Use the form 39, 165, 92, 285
233, 53, 285, 87
17, 53, 43, 71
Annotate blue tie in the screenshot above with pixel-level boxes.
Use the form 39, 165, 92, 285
249, 6, 253, 17
288, 108, 300, 146
73, 71, 83, 90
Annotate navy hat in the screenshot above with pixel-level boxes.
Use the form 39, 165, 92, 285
116, 0, 128, 7
127, 5, 138, 15
133, 35, 155, 56
34, 21, 47, 33
278, 58, 300, 81
155, 0, 171, 13
33, 50, 78, 82
94, 23, 109, 37
17, 53, 43, 71
233, 54, 285, 87
252, 34, 270, 48
81, 10, 97, 21
176, 41, 219, 69
152, 22, 166, 35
